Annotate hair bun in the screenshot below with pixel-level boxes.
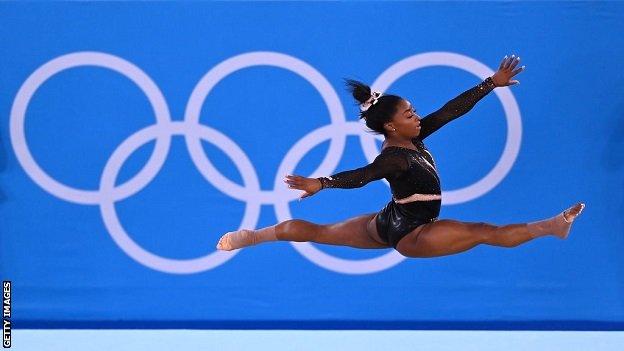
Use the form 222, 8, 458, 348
343, 78, 372, 105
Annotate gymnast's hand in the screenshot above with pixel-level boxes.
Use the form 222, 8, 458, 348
491, 54, 525, 87
283, 174, 322, 200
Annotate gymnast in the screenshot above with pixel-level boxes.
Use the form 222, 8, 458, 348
217, 54, 585, 257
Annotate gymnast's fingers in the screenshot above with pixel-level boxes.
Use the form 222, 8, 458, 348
283, 176, 302, 186
285, 174, 306, 182
498, 55, 507, 70
511, 65, 525, 76
284, 179, 300, 184
504, 54, 515, 69
286, 183, 302, 190
509, 56, 520, 70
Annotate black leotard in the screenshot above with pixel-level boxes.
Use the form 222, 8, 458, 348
318, 77, 496, 248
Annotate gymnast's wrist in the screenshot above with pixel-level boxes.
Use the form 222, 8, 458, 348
485, 76, 497, 88
316, 177, 325, 190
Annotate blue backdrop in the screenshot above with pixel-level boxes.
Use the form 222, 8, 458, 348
1, 2, 623, 329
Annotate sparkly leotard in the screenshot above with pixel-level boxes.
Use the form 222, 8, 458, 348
318, 77, 497, 248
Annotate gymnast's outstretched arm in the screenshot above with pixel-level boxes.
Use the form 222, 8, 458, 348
417, 77, 496, 140
417, 55, 525, 140
284, 149, 409, 199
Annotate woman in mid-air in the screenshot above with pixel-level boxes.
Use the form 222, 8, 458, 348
216, 54, 585, 257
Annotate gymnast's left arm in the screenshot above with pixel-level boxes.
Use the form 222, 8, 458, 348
417, 54, 525, 140
283, 151, 409, 200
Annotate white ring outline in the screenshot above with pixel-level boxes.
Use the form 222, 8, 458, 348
9, 52, 172, 205
184, 51, 347, 204
99, 121, 259, 274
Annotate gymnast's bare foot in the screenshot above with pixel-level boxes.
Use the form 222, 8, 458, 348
553, 202, 586, 239
216, 229, 256, 251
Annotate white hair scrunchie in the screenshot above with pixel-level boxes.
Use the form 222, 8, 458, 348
359, 91, 383, 112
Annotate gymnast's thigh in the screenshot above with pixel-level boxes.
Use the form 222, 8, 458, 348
395, 219, 488, 258
320, 213, 391, 249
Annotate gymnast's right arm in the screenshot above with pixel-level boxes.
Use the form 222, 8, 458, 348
317, 151, 409, 189
284, 151, 408, 199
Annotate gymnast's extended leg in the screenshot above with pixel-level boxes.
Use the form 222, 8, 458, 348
395, 202, 585, 258
216, 213, 390, 251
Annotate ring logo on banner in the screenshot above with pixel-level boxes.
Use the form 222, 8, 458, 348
10, 51, 522, 275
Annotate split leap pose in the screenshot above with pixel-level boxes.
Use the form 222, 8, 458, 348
217, 54, 585, 257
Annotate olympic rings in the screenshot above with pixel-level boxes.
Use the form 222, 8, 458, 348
9, 51, 522, 274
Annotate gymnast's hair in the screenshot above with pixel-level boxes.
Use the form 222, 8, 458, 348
343, 78, 403, 136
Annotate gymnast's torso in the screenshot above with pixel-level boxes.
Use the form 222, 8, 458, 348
377, 140, 443, 247
380, 139, 442, 220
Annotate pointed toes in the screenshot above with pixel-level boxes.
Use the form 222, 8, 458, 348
216, 233, 229, 251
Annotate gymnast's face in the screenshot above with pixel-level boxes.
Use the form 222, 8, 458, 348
387, 99, 421, 138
